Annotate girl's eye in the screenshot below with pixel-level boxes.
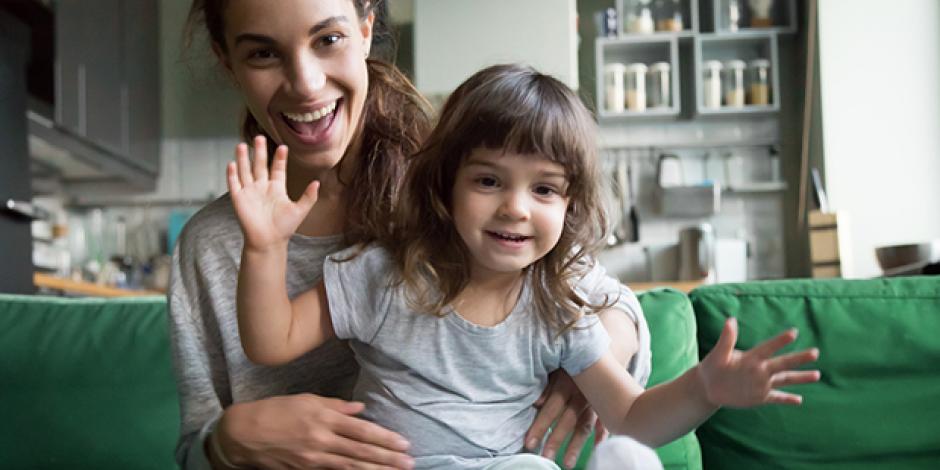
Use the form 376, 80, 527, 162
534, 185, 560, 197
475, 176, 499, 188
246, 48, 278, 63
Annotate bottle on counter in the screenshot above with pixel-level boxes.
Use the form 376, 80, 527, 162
648, 62, 671, 108
604, 63, 627, 113
702, 60, 723, 109
625, 63, 649, 111
626, 0, 655, 34
654, 0, 684, 32
722, 59, 746, 107
747, 58, 771, 105
726, 0, 741, 31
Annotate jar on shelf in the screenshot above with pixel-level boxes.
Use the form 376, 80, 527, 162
626, 0, 655, 34
654, 0, 683, 32
747, 59, 771, 105
702, 60, 723, 109
603, 63, 627, 113
625, 63, 649, 111
748, 0, 774, 27
648, 62, 671, 108
722, 59, 746, 107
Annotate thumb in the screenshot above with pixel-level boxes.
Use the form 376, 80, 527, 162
296, 180, 320, 213
713, 317, 738, 358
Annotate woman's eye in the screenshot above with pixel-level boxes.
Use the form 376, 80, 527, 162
247, 49, 278, 61
316, 33, 345, 48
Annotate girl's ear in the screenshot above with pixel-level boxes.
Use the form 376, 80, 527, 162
360, 10, 375, 57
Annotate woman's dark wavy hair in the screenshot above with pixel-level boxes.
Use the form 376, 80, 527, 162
184, 0, 432, 246
392, 64, 612, 334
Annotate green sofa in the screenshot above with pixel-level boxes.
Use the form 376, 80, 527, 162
2, 277, 938, 469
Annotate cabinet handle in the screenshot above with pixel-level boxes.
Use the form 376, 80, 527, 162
3, 199, 50, 221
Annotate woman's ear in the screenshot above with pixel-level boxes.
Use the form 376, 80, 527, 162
211, 42, 236, 81
360, 10, 375, 57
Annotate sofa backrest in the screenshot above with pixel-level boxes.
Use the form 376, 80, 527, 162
0, 294, 178, 469
690, 277, 940, 470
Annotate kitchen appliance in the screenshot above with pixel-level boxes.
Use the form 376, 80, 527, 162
875, 241, 940, 276
678, 223, 715, 282
656, 153, 683, 187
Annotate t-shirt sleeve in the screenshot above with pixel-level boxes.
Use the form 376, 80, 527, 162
573, 261, 652, 387
560, 315, 611, 376
322, 245, 395, 344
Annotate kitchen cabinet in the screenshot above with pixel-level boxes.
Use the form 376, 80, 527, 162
597, 0, 794, 120
50, 0, 160, 184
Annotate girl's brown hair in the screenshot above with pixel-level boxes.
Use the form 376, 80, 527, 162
184, 0, 432, 245
392, 64, 611, 333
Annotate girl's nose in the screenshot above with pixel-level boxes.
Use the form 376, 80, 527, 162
287, 54, 326, 97
498, 191, 530, 220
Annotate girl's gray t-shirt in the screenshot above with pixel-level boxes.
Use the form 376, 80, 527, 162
168, 195, 651, 469
324, 245, 616, 468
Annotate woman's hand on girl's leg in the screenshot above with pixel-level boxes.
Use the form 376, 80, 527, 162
213, 393, 414, 470
526, 370, 602, 469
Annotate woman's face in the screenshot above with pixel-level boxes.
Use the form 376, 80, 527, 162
219, 0, 373, 171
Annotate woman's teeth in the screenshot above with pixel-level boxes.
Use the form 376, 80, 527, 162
283, 102, 337, 123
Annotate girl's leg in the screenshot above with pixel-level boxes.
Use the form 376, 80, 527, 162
483, 454, 562, 470
585, 436, 663, 470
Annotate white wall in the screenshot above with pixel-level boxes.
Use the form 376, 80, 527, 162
817, 0, 940, 278
413, 0, 578, 95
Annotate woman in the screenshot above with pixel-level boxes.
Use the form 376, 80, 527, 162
169, 1, 650, 468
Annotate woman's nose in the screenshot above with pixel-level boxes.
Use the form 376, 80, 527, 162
498, 191, 530, 220
287, 54, 326, 97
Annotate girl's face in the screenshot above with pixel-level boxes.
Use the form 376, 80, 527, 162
218, 0, 373, 171
451, 148, 570, 279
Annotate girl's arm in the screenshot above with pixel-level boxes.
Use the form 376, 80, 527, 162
228, 136, 331, 366
573, 317, 821, 447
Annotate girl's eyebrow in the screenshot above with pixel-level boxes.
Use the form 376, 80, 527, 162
234, 16, 350, 47
464, 158, 566, 179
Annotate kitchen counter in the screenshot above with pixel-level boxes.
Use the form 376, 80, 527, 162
33, 272, 164, 298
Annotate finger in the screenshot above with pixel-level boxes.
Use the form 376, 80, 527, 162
542, 405, 581, 460
271, 145, 289, 182
236, 143, 253, 185
765, 348, 820, 373
525, 391, 568, 450
560, 410, 596, 469
324, 435, 415, 470
333, 411, 411, 453
770, 370, 821, 388
226, 162, 242, 193
296, 180, 321, 213
712, 317, 739, 358
253, 135, 269, 181
765, 389, 803, 405
300, 450, 406, 470
593, 423, 609, 447
750, 328, 799, 359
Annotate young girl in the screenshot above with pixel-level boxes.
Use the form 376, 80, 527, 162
228, 64, 820, 469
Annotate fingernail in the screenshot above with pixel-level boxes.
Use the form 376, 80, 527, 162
397, 438, 410, 449
565, 458, 577, 468
544, 449, 556, 460
526, 439, 538, 449
401, 456, 415, 468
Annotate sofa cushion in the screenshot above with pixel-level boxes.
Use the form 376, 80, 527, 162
0, 294, 178, 469
690, 277, 940, 470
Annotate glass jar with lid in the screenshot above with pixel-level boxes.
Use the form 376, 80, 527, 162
702, 60, 723, 109
722, 59, 746, 107
748, 0, 775, 27
747, 59, 771, 105
625, 0, 655, 34
654, 0, 683, 32
603, 63, 627, 113
648, 62, 671, 109
625, 63, 648, 111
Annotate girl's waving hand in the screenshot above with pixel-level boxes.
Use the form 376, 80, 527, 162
698, 317, 821, 408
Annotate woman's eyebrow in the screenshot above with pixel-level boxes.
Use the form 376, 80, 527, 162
233, 16, 350, 47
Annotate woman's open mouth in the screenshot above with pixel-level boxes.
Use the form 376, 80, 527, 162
281, 99, 341, 145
